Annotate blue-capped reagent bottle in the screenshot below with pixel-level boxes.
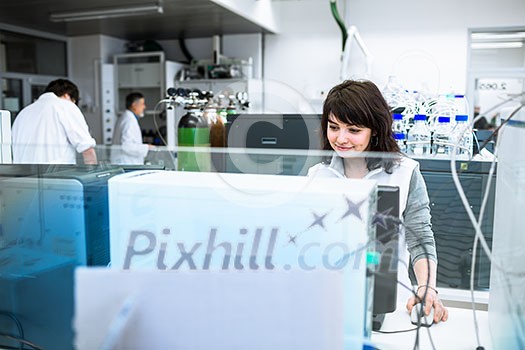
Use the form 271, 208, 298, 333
407, 114, 431, 157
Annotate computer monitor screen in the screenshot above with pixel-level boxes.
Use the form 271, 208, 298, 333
223, 114, 322, 175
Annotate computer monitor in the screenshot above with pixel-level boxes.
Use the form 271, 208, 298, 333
222, 114, 322, 175
372, 185, 400, 331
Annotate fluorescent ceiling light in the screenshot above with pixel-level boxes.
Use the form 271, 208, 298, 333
49, 3, 163, 22
471, 32, 525, 40
471, 42, 524, 49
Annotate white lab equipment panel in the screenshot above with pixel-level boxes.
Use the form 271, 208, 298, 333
101, 64, 116, 145
0, 110, 12, 163
0, 177, 87, 265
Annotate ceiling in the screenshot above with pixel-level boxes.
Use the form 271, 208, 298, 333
0, 0, 273, 40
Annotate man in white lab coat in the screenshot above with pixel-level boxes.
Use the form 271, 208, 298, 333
11, 79, 97, 164
111, 92, 151, 165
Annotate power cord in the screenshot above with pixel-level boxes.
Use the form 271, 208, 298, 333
374, 327, 417, 334
0, 334, 44, 350
153, 99, 170, 146
452, 102, 525, 270
450, 98, 525, 350
364, 209, 436, 350
476, 103, 524, 154
0, 311, 24, 350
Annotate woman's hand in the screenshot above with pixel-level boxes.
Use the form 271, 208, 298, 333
406, 286, 449, 323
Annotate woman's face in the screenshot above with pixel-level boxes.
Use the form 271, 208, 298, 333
327, 114, 372, 155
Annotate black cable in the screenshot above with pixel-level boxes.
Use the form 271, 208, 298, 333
0, 334, 44, 350
360, 204, 435, 350
0, 311, 24, 350
0, 344, 24, 350
179, 38, 194, 64
406, 225, 434, 350
477, 103, 524, 153
364, 217, 436, 350
373, 327, 418, 334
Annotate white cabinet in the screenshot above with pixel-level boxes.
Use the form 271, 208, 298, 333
112, 52, 186, 145
117, 63, 162, 88
114, 52, 165, 114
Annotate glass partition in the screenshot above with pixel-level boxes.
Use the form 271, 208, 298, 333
0, 141, 517, 348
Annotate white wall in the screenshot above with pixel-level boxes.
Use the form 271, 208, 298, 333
69, 35, 102, 142
100, 35, 127, 64
69, 35, 126, 143
264, 0, 525, 112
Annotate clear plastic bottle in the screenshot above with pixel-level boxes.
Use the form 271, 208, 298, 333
406, 114, 431, 157
431, 116, 453, 158
392, 113, 405, 133
394, 132, 406, 153
392, 113, 406, 152
454, 94, 468, 116
453, 115, 473, 160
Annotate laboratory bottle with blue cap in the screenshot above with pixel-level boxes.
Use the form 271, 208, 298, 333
453, 115, 473, 160
406, 114, 431, 157
392, 113, 406, 152
431, 116, 453, 157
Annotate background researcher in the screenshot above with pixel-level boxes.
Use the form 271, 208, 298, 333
111, 92, 153, 165
11, 79, 97, 164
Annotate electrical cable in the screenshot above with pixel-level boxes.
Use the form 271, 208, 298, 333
451, 103, 525, 271
468, 132, 497, 350
472, 130, 481, 155
373, 327, 417, 334
0, 311, 24, 350
472, 92, 524, 154
477, 104, 523, 153
0, 344, 25, 350
153, 99, 170, 146
365, 194, 433, 350
362, 206, 436, 350
450, 97, 525, 349
0, 334, 43, 350
409, 228, 433, 350
477, 92, 525, 123
179, 38, 194, 64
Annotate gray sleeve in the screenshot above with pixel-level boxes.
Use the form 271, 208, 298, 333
403, 167, 438, 265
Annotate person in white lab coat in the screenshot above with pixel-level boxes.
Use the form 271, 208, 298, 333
11, 79, 97, 164
111, 92, 152, 165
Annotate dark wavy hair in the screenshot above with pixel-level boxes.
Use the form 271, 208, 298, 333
45, 79, 79, 105
321, 80, 401, 173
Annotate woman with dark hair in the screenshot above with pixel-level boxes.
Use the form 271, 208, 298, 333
308, 80, 448, 324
